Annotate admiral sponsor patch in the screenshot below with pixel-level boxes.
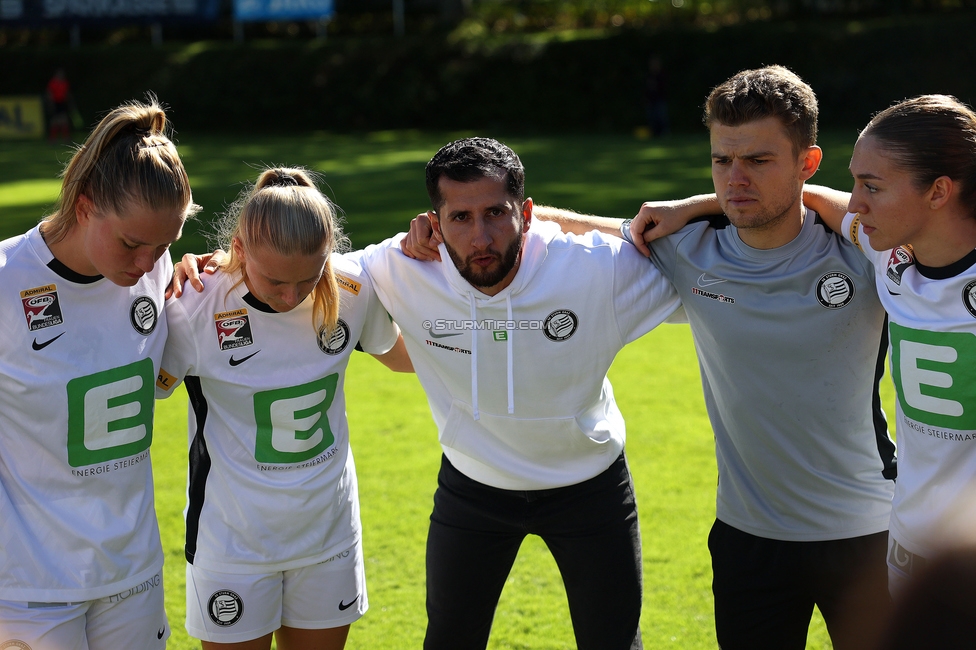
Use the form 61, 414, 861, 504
963, 280, 976, 319
318, 319, 350, 355
214, 308, 254, 350
21, 284, 63, 331
129, 296, 158, 335
816, 272, 855, 309
157, 368, 178, 391
885, 247, 915, 286
336, 274, 361, 295
208, 590, 244, 627
849, 214, 864, 252
543, 309, 578, 342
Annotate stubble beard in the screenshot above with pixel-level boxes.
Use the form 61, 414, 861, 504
724, 182, 803, 234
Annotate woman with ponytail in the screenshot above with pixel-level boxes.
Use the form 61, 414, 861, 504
157, 167, 411, 650
0, 97, 198, 647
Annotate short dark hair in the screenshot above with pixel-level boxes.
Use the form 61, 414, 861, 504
704, 65, 818, 156
425, 137, 525, 212
863, 95, 976, 218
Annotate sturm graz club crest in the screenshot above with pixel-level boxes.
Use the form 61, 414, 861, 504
963, 280, 976, 319
208, 589, 244, 627
129, 296, 158, 335
543, 309, 578, 342
816, 272, 855, 309
318, 319, 350, 355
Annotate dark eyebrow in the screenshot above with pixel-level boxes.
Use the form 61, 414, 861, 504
851, 170, 884, 181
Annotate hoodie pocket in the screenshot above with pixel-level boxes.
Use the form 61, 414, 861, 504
441, 399, 614, 477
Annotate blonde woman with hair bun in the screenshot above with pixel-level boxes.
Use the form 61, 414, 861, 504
158, 167, 411, 650
0, 97, 198, 648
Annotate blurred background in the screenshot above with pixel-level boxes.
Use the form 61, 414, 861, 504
3, 0, 976, 138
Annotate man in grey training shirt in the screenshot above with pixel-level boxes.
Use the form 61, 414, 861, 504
403, 66, 896, 650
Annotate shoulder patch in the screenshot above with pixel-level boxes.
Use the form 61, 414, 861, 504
335, 274, 361, 295
157, 368, 178, 391
849, 214, 864, 252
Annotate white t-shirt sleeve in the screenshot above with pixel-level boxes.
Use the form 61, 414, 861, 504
601, 231, 681, 344
157, 297, 195, 398
356, 273, 400, 355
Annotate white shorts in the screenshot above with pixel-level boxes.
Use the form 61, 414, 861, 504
185, 541, 367, 644
886, 535, 925, 598
0, 572, 168, 650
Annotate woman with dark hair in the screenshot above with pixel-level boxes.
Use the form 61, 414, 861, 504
802, 94, 976, 595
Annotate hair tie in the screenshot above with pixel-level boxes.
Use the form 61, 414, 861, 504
273, 171, 299, 187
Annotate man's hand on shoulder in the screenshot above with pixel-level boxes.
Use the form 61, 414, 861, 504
400, 211, 442, 262
631, 194, 721, 256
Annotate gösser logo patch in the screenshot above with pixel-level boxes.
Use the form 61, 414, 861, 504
816, 273, 855, 309
543, 310, 578, 342
208, 590, 244, 627
963, 280, 976, 319
318, 319, 350, 355
129, 296, 158, 335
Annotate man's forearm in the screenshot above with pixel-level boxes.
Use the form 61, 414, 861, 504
533, 205, 625, 238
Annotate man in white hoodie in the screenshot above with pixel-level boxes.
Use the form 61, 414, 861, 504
357, 137, 680, 649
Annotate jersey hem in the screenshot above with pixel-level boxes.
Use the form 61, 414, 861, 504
716, 516, 891, 542
189, 533, 361, 575
0, 557, 163, 603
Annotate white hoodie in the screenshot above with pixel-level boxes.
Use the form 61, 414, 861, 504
357, 220, 679, 490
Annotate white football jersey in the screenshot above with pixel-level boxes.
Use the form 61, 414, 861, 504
0, 226, 168, 602
843, 212, 976, 557
157, 254, 399, 573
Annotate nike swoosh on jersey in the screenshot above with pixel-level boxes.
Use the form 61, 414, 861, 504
229, 350, 260, 366
338, 595, 360, 611
157, 627, 165, 640
697, 273, 727, 287
428, 327, 463, 339
32, 331, 65, 350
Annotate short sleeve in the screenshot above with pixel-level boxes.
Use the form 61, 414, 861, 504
156, 297, 195, 398
356, 273, 400, 355
605, 233, 681, 344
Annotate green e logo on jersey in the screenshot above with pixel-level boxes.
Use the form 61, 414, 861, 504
66, 359, 155, 467
890, 323, 976, 430
253, 374, 338, 464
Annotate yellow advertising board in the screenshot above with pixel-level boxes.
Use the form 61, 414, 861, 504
0, 96, 44, 139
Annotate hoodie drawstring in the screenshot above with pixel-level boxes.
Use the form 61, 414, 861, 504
506, 294, 514, 414
467, 291, 515, 419
468, 291, 479, 420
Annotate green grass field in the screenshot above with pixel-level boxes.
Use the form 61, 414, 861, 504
0, 129, 890, 649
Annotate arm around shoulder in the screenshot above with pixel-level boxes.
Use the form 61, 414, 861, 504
532, 205, 625, 237
802, 184, 851, 231
370, 334, 413, 373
